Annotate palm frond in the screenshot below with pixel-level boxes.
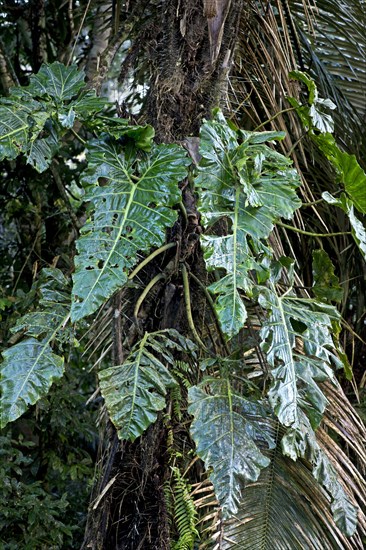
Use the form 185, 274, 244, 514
218, 413, 365, 549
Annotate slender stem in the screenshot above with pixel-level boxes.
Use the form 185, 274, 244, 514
181, 263, 208, 352
70, 127, 86, 145
133, 273, 165, 319
254, 107, 298, 131
68, 0, 92, 66
51, 162, 81, 231
277, 221, 351, 238
128, 242, 176, 280
179, 200, 188, 226
301, 198, 326, 207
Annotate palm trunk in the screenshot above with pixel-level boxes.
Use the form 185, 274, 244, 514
82, 2, 242, 548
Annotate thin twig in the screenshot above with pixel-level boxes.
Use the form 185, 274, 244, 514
68, 0, 92, 66
181, 263, 208, 352
51, 161, 82, 231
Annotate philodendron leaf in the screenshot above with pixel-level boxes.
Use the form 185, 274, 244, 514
86, 115, 155, 152
289, 71, 336, 133
0, 339, 65, 428
0, 62, 86, 171
99, 330, 195, 441
315, 133, 366, 214
196, 111, 301, 339
25, 62, 85, 102
71, 140, 189, 321
0, 269, 70, 427
323, 191, 366, 259
282, 411, 358, 537
259, 283, 340, 429
0, 94, 54, 168
312, 249, 343, 303
289, 72, 366, 213
188, 378, 274, 518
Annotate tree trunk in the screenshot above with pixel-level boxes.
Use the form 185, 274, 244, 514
82, 1, 242, 548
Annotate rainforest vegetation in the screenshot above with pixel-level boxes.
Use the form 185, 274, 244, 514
0, 1, 365, 549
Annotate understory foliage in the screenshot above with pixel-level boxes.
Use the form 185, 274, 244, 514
0, 60, 365, 549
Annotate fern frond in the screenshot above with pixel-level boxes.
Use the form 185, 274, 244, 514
172, 466, 199, 550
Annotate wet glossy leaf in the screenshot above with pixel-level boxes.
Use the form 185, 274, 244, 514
0, 338, 65, 428
26, 62, 85, 101
316, 133, 366, 213
188, 378, 274, 517
289, 71, 336, 133
259, 284, 340, 428
188, 378, 273, 518
196, 111, 301, 339
0, 95, 51, 167
87, 116, 155, 151
0, 269, 70, 427
71, 140, 189, 321
99, 331, 194, 441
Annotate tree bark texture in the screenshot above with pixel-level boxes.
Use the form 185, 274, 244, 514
82, 2, 243, 548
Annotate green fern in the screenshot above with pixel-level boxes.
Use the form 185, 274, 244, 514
171, 467, 199, 550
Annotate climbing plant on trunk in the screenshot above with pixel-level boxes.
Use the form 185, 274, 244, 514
0, 1, 366, 549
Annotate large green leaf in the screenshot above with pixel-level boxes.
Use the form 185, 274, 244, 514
0, 94, 53, 168
0, 269, 70, 427
196, 111, 301, 339
259, 283, 340, 429
85, 115, 155, 152
0, 62, 86, 171
188, 378, 274, 518
289, 70, 336, 133
315, 133, 366, 214
71, 140, 189, 321
99, 330, 195, 441
25, 62, 86, 102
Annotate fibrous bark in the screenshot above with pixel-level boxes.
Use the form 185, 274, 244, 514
82, 2, 243, 548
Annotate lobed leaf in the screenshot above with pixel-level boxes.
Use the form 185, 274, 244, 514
196, 111, 301, 339
0, 269, 70, 427
99, 331, 195, 441
71, 140, 189, 321
25, 62, 86, 102
259, 283, 340, 429
315, 133, 366, 214
289, 70, 336, 133
0, 339, 65, 428
188, 378, 273, 518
